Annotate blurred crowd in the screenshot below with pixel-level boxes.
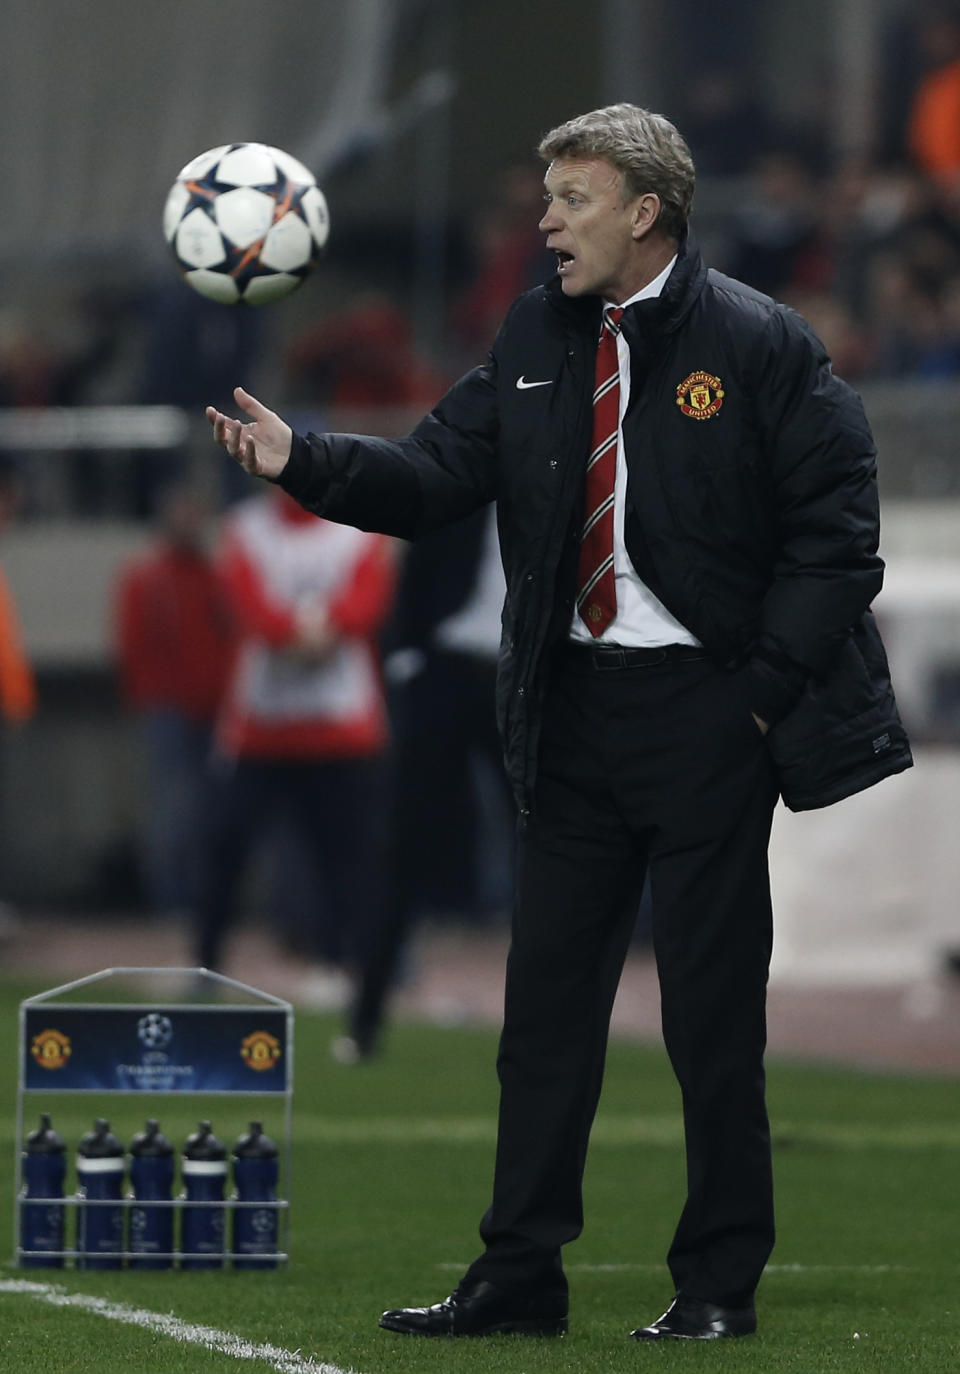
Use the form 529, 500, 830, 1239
7, 7, 960, 473
675, 4, 960, 383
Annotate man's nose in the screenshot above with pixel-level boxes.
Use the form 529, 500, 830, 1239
539, 205, 560, 233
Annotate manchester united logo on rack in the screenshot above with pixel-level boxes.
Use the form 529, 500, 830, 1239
676, 371, 725, 420
31, 1028, 72, 1070
240, 1030, 282, 1072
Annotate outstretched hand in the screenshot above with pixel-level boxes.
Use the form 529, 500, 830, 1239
205, 386, 292, 480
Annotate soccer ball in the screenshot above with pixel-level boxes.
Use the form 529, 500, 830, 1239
163, 142, 329, 305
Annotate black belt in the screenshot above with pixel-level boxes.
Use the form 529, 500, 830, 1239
561, 642, 709, 670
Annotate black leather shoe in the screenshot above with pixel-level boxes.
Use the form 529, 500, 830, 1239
631, 1294, 756, 1340
379, 1278, 568, 1336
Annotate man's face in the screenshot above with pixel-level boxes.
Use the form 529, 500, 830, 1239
539, 156, 646, 304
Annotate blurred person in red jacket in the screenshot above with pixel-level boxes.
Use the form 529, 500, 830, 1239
284, 293, 447, 413
0, 456, 35, 940
114, 484, 235, 918
0, 458, 35, 723
448, 164, 557, 363
196, 486, 396, 1003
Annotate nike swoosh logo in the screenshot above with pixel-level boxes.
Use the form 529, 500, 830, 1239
516, 376, 553, 390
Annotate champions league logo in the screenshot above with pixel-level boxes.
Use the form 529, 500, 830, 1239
137, 1012, 174, 1051
122, 1012, 188, 1089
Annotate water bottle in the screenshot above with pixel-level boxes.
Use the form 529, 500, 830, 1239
231, 1122, 279, 1269
129, 1119, 175, 1270
181, 1121, 226, 1269
20, 1113, 66, 1267
76, 1119, 125, 1269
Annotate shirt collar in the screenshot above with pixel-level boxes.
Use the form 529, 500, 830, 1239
608, 255, 678, 311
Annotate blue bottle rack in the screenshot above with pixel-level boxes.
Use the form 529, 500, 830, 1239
14, 967, 293, 1268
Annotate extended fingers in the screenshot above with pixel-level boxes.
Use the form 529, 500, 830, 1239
206, 399, 265, 471
206, 407, 226, 443
240, 433, 261, 474
218, 417, 245, 457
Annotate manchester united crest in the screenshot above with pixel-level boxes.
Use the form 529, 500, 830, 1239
241, 1030, 282, 1072
676, 371, 724, 420
31, 1028, 72, 1070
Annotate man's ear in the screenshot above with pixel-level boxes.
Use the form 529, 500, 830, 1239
631, 193, 661, 240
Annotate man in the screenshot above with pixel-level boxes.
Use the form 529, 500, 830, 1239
334, 504, 511, 1064
0, 456, 36, 944
194, 485, 395, 990
114, 485, 234, 918
207, 104, 912, 1342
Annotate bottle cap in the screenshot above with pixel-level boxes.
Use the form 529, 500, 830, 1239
183, 1120, 226, 1161
25, 1112, 66, 1154
130, 1119, 174, 1157
78, 1118, 124, 1158
233, 1121, 279, 1159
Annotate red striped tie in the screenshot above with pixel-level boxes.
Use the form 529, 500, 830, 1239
577, 306, 623, 636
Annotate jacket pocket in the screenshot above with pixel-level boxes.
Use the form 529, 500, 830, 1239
772, 699, 911, 811
767, 632, 874, 757
768, 616, 913, 809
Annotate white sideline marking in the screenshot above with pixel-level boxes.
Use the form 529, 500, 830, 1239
437, 1261, 915, 1275
568, 1263, 912, 1275
0, 1281, 354, 1374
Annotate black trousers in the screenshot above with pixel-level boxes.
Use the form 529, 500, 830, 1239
465, 649, 780, 1308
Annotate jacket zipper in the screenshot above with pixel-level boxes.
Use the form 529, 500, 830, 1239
517, 333, 592, 811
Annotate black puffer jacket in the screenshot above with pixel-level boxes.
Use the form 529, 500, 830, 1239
278, 236, 912, 813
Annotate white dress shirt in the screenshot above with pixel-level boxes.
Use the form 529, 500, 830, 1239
568, 256, 701, 648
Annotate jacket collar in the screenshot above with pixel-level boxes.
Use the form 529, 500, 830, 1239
545, 230, 706, 340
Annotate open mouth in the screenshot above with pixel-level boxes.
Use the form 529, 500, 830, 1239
555, 250, 575, 273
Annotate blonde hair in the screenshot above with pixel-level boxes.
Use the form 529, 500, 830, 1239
538, 103, 695, 239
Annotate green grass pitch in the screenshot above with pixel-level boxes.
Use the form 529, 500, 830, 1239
0, 973, 957, 1373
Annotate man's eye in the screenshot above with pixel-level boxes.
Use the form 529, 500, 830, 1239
567, 196, 581, 207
